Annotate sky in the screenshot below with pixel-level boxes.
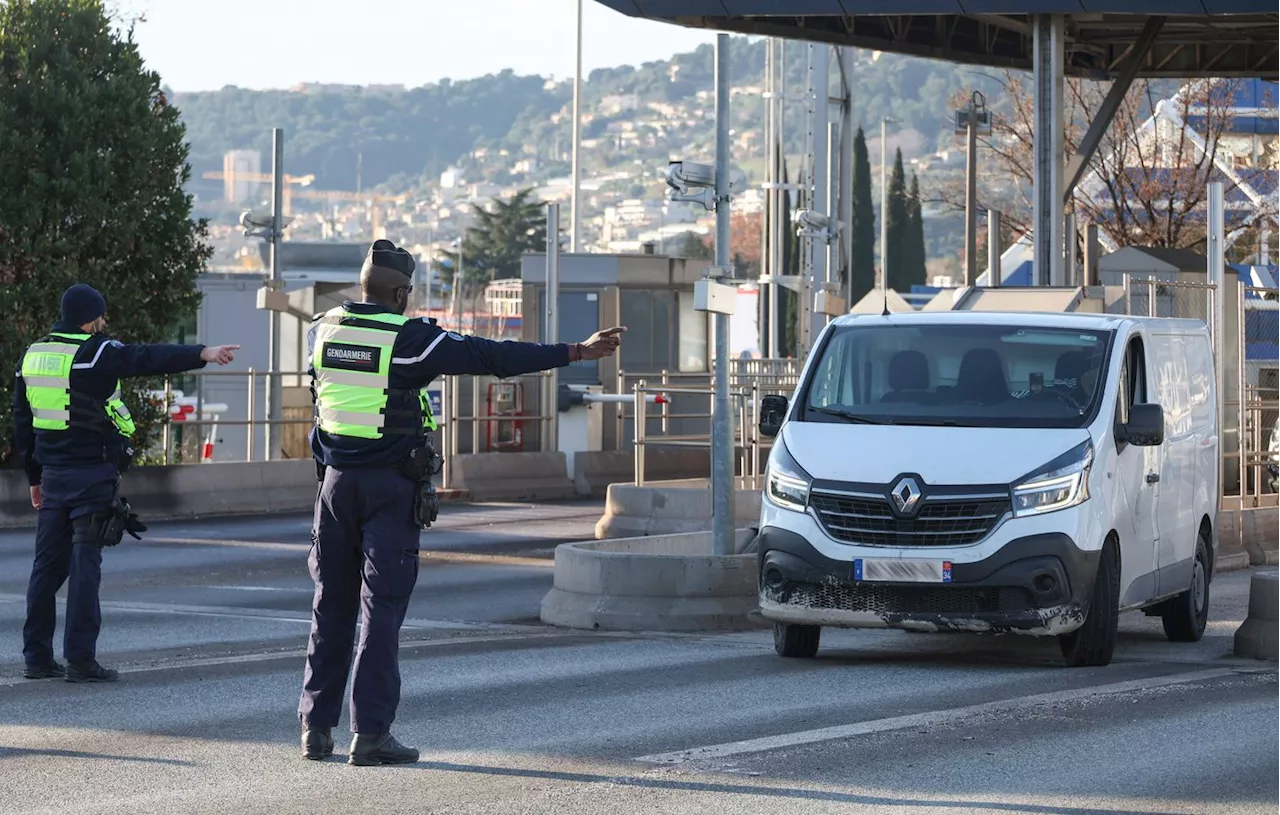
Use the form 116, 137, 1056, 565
114, 0, 718, 92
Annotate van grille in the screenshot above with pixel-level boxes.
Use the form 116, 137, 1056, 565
775, 582, 1033, 616
808, 492, 1009, 547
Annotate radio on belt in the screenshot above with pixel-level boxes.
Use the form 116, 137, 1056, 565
694, 266, 737, 316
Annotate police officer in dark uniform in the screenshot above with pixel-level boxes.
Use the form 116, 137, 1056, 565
12, 283, 240, 682
299, 240, 623, 765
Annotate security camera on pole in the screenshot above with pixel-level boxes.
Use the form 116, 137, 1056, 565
664, 34, 736, 556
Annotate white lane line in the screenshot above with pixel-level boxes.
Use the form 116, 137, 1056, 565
633, 667, 1238, 764
203, 585, 314, 593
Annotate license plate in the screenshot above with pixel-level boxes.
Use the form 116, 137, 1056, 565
854, 558, 953, 583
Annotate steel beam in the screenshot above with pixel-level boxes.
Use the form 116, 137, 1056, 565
1064, 16, 1166, 204
1032, 14, 1065, 287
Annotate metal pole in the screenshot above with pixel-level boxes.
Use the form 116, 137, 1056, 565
988, 210, 1002, 288
1084, 223, 1100, 287
1032, 15, 1065, 286
569, 0, 582, 253
245, 369, 255, 461
805, 45, 830, 348
163, 376, 172, 465
1064, 210, 1077, 286
634, 380, 646, 485
964, 98, 978, 287
1208, 181, 1228, 499
471, 375, 481, 454
440, 375, 451, 490
838, 47, 854, 310
267, 127, 284, 461
546, 202, 561, 456
880, 117, 889, 294
712, 33, 735, 556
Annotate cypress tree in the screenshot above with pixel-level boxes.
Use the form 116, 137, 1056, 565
850, 127, 876, 307
779, 159, 798, 358
885, 148, 908, 292
905, 172, 927, 288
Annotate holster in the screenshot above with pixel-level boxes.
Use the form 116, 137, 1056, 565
78, 497, 148, 548
399, 442, 443, 530
115, 442, 136, 476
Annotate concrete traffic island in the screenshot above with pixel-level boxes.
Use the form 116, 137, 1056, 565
1233, 570, 1278, 661
540, 528, 760, 632
594, 479, 762, 539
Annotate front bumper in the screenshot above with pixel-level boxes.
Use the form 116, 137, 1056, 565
757, 527, 1101, 636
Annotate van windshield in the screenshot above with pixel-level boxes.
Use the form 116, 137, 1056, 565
802, 323, 1114, 429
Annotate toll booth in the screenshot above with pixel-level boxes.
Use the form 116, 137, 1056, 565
519, 251, 714, 453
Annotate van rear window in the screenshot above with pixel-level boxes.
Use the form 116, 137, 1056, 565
803, 324, 1114, 429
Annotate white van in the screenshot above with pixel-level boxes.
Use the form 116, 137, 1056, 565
755, 311, 1218, 667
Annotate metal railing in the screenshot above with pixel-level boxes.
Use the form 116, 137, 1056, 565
626, 359, 803, 487
148, 369, 558, 489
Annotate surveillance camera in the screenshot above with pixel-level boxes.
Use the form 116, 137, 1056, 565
793, 209, 829, 231
665, 160, 716, 193
240, 209, 274, 229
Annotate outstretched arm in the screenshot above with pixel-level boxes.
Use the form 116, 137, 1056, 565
390, 320, 625, 386
96, 340, 240, 379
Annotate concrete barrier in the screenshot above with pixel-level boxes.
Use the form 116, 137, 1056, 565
540, 528, 759, 631
448, 452, 575, 502
594, 479, 762, 539
1234, 570, 1278, 661
0, 461, 319, 528
572, 449, 710, 497
0, 460, 473, 529
1217, 505, 1279, 571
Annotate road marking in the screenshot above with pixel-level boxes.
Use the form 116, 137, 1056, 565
633, 667, 1238, 764
420, 551, 555, 568
203, 585, 314, 593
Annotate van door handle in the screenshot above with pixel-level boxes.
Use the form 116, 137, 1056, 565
1146, 472, 1160, 484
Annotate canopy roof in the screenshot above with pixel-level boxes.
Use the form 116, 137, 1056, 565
594, 2, 1278, 79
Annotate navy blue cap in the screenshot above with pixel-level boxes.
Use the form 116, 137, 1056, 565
60, 284, 107, 326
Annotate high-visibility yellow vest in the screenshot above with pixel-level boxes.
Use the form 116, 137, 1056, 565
311, 308, 438, 439
21, 333, 135, 436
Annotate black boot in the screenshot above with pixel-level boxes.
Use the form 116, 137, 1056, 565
65, 661, 119, 683
348, 732, 419, 766
23, 660, 66, 679
301, 725, 334, 760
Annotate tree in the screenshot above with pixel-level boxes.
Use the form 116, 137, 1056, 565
850, 126, 877, 305
439, 187, 546, 309
884, 148, 909, 291
0, 0, 212, 466
668, 231, 713, 260
778, 159, 800, 358
729, 211, 763, 278
934, 74, 1272, 253
904, 173, 927, 288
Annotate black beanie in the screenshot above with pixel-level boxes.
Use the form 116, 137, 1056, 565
60, 284, 107, 326
362, 239, 415, 279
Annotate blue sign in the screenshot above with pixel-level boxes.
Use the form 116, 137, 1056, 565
426, 388, 442, 418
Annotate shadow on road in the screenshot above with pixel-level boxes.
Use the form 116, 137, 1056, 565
401, 759, 1183, 815
0, 746, 194, 766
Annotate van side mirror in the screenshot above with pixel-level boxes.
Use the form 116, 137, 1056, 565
1121, 403, 1164, 447
759, 395, 789, 438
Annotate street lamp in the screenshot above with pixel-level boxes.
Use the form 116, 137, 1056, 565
954, 91, 992, 286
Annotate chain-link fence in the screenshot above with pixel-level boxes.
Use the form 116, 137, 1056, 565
1123, 275, 1216, 323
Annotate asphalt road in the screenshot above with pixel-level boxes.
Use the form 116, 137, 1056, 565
0, 504, 1275, 815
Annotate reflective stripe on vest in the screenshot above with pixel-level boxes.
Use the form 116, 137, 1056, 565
21, 333, 135, 436
312, 308, 438, 439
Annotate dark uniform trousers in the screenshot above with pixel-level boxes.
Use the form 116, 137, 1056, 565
23, 462, 118, 667
299, 466, 420, 735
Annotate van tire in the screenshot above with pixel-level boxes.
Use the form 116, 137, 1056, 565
774, 621, 820, 658
1059, 542, 1119, 667
1160, 533, 1210, 643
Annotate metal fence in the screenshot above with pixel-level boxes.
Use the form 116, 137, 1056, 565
147, 368, 558, 490
1239, 286, 1279, 505
623, 358, 804, 486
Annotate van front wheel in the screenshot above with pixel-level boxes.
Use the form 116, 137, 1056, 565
774, 621, 821, 658
1161, 533, 1210, 642
1059, 542, 1119, 667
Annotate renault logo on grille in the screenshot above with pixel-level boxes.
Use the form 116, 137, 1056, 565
890, 476, 922, 516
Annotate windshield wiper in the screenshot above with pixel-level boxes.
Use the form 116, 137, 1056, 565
809, 407, 885, 424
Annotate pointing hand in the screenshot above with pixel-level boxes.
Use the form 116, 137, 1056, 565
577, 326, 626, 361
200, 345, 240, 366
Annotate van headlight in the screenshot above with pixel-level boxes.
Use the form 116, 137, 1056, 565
1011, 441, 1093, 517
765, 439, 811, 512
